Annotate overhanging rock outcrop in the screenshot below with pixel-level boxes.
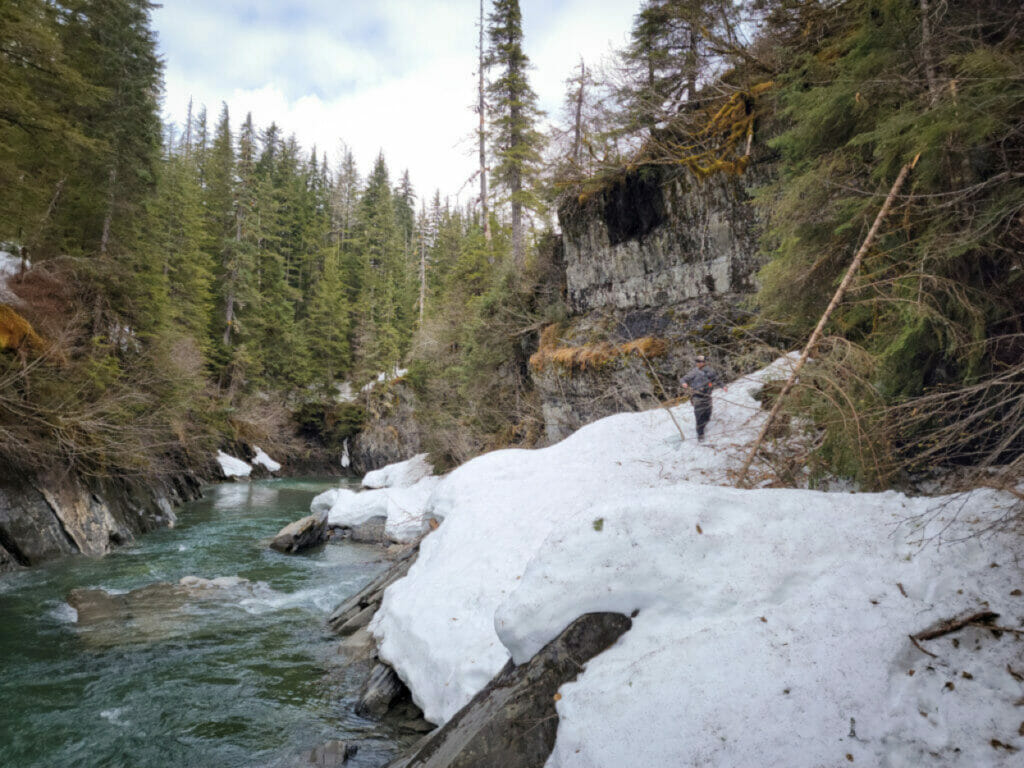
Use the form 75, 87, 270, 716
558, 166, 761, 315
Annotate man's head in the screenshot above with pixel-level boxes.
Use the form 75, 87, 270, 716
695, 355, 706, 367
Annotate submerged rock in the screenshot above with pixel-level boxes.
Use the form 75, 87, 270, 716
356, 662, 407, 719
304, 739, 358, 766
67, 576, 273, 645
327, 545, 418, 634
270, 510, 328, 553
384, 612, 631, 768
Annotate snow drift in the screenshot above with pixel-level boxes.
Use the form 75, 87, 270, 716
343, 357, 1024, 765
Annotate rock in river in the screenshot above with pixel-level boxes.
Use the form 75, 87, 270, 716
270, 510, 328, 553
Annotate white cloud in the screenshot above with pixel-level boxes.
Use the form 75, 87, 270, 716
155, 1, 638, 201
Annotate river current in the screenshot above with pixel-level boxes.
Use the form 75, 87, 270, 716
0, 478, 411, 767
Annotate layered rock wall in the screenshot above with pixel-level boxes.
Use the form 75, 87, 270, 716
559, 166, 761, 314
0, 466, 201, 572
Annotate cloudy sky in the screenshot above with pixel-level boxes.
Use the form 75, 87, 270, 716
153, 0, 638, 203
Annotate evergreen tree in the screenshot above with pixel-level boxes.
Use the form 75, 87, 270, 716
353, 152, 408, 375
59, 0, 164, 260
0, 0, 96, 250
616, 1, 748, 132
485, 0, 544, 269
304, 244, 352, 386
202, 103, 252, 378
151, 142, 214, 346
756, 0, 1024, 482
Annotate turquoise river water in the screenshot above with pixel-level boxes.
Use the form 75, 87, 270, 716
0, 478, 413, 768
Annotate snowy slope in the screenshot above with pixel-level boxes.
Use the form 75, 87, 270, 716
361, 357, 1024, 766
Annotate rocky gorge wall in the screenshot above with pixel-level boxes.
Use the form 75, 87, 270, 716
0, 466, 202, 572
534, 164, 769, 441
559, 166, 761, 315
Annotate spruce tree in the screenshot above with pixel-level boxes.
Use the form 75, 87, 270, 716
353, 152, 407, 375
485, 0, 543, 269
0, 0, 96, 250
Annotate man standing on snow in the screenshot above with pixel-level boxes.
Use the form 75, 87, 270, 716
680, 355, 725, 442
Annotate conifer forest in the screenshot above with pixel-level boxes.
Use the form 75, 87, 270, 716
1, 0, 1021, 494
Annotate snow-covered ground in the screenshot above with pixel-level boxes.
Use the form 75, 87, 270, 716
251, 445, 281, 473
327, 357, 1024, 766
216, 450, 252, 478
362, 453, 432, 489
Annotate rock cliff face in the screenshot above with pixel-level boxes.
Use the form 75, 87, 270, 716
535, 165, 767, 441
559, 166, 761, 314
0, 466, 201, 572
350, 382, 422, 475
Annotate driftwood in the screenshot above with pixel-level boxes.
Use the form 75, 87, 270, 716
913, 609, 1000, 641
908, 635, 938, 658
736, 156, 919, 488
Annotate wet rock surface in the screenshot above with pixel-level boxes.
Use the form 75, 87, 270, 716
330, 515, 388, 545
351, 383, 422, 474
0, 475, 78, 567
383, 612, 632, 768
327, 545, 418, 635
270, 510, 329, 553
303, 740, 358, 766
328, 545, 432, 733
0, 464, 201, 571
356, 662, 408, 719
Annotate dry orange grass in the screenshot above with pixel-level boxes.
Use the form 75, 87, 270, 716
0, 304, 46, 354
530, 328, 669, 373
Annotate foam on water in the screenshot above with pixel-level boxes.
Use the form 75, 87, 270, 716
47, 602, 78, 624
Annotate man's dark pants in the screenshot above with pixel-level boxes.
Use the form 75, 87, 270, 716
693, 397, 712, 440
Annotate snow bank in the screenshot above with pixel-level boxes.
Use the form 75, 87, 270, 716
251, 445, 281, 473
362, 453, 433, 489
369, 357, 1024, 765
311, 487, 355, 515
371, 359, 793, 723
0, 248, 27, 282
216, 451, 251, 478
497, 485, 1022, 767
326, 476, 441, 543
360, 367, 408, 394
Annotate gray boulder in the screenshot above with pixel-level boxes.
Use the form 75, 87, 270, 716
270, 510, 328, 553
327, 545, 418, 634
356, 662, 408, 719
384, 612, 632, 768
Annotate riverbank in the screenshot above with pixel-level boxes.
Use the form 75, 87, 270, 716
0, 465, 204, 572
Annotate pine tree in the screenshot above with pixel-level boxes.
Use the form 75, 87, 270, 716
59, 0, 164, 259
305, 244, 352, 387
152, 140, 214, 346
202, 103, 250, 367
485, 0, 544, 269
0, 0, 97, 250
353, 152, 408, 375
617, 1, 745, 131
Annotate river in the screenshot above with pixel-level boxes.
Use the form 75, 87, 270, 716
0, 478, 413, 767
